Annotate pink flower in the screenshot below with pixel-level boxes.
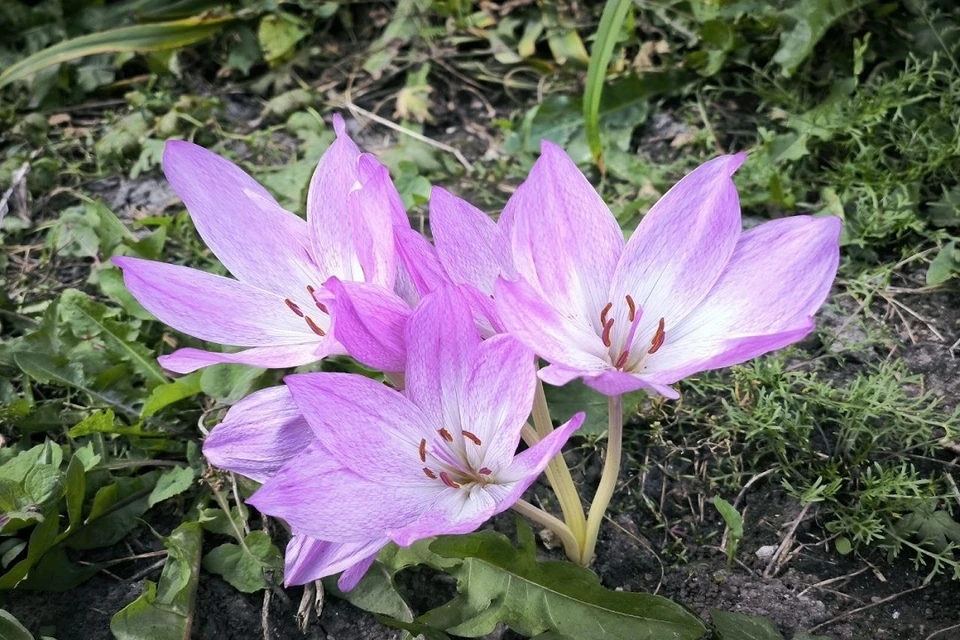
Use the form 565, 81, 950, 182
487, 143, 841, 398
112, 115, 407, 374
245, 287, 584, 559
202, 386, 386, 590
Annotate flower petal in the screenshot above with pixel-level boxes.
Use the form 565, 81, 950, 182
162, 141, 321, 297
248, 443, 433, 542
609, 154, 745, 347
394, 227, 449, 301
112, 257, 319, 346
159, 343, 333, 374
347, 154, 406, 287
284, 534, 387, 588
494, 277, 609, 376
430, 187, 512, 293
404, 286, 479, 434
500, 412, 585, 484
202, 386, 316, 482
388, 486, 499, 547
284, 372, 434, 486
644, 215, 841, 383
461, 334, 536, 472
581, 370, 679, 399
325, 277, 411, 373
505, 141, 624, 324
338, 552, 380, 591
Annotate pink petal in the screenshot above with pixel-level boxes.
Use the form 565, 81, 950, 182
325, 277, 410, 373
430, 187, 512, 293
159, 343, 333, 374
403, 286, 480, 434
500, 412, 585, 484
494, 277, 610, 375
112, 257, 320, 346
394, 226, 449, 301
162, 141, 321, 297
347, 154, 405, 287
248, 444, 432, 542
461, 335, 536, 471
644, 215, 841, 383
284, 534, 387, 588
505, 141, 624, 325
388, 486, 499, 547
609, 154, 745, 349
284, 372, 434, 486
202, 386, 317, 482
581, 370, 679, 399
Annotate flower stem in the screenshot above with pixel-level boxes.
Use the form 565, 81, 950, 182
531, 380, 587, 550
512, 499, 581, 564
580, 393, 623, 566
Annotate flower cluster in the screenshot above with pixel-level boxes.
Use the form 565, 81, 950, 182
115, 115, 840, 589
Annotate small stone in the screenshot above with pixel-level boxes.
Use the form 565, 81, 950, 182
755, 545, 778, 559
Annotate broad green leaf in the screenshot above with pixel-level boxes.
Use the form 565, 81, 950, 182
0, 16, 233, 88
773, 0, 874, 77
64, 456, 86, 531
926, 241, 959, 285
19, 545, 102, 592
545, 380, 647, 436
422, 527, 706, 638
111, 521, 203, 640
895, 506, 960, 553
199, 364, 266, 404
257, 13, 309, 65
14, 353, 137, 419
0, 511, 60, 589
67, 472, 159, 550
0, 609, 34, 640
711, 610, 785, 640
583, 0, 632, 167
325, 562, 414, 623
197, 507, 246, 540
148, 466, 195, 508
713, 497, 743, 538
201, 530, 282, 593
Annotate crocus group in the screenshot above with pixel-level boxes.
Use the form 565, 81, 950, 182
116, 115, 840, 588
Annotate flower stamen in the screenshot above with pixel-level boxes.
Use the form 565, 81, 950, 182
599, 302, 613, 327
439, 471, 461, 489
304, 316, 326, 336
438, 428, 453, 442
478, 467, 492, 475
601, 318, 614, 348
462, 430, 482, 446
626, 295, 637, 322
284, 299, 304, 317
648, 317, 666, 354
418, 439, 427, 462
423, 467, 437, 479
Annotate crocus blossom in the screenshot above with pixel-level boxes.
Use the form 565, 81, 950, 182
246, 286, 584, 551
113, 115, 407, 374
488, 143, 841, 399
202, 386, 387, 590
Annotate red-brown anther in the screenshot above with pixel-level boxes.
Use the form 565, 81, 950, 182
478, 467, 492, 475
284, 299, 304, 317
306, 285, 316, 296
648, 317, 666, 354
601, 318, 615, 348
316, 301, 329, 314
462, 430, 482, 446
304, 316, 326, 337
614, 349, 631, 369
599, 302, 613, 327
438, 428, 453, 443
626, 295, 637, 322
423, 467, 437, 479
439, 472, 461, 489
418, 439, 427, 462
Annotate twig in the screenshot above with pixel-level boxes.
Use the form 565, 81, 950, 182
261, 588, 272, 640
797, 566, 870, 598
337, 99, 475, 173
125, 558, 167, 582
808, 583, 928, 633
926, 623, 960, 640
0, 161, 30, 224
763, 502, 813, 578
297, 581, 324, 632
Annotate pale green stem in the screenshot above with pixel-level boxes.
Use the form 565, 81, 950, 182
512, 499, 582, 564
531, 380, 587, 549
580, 394, 623, 566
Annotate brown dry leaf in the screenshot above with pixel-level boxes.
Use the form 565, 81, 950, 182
634, 40, 670, 71
48, 113, 71, 126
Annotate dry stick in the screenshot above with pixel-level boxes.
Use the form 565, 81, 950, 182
808, 583, 929, 633
297, 582, 323, 632
926, 623, 960, 640
763, 502, 813, 578
797, 566, 870, 598
261, 588, 272, 640
338, 100, 475, 173
125, 558, 167, 583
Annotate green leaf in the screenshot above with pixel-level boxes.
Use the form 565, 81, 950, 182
199, 363, 266, 404
772, 0, 874, 77
583, 0, 632, 167
926, 241, 959, 286
148, 466, 195, 508
0, 511, 60, 589
20, 545, 102, 592
711, 610, 785, 640
895, 506, 960, 553
325, 562, 414, 623
111, 521, 203, 640
202, 531, 282, 593
0, 16, 233, 88
791, 633, 832, 640
0, 609, 34, 640
64, 456, 86, 532
545, 380, 647, 436
59, 289, 167, 384
257, 13, 309, 65
67, 472, 159, 550
713, 497, 743, 538
14, 353, 137, 419
422, 528, 706, 638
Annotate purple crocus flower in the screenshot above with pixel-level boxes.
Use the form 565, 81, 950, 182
245, 286, 584, 553
202, 386, 386, 590
485, 143, 841, 399
112, 115, 408, 373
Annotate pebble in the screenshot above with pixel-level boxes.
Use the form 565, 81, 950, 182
755, 545, 778, 559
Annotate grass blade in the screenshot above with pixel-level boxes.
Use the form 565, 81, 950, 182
583, 0, 633, 171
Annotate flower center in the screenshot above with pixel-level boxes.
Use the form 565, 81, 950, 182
599, 295, 666, 372
282, 284, 330, 337
418, 428, 491, 489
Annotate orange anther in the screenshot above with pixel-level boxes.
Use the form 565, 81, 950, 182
423, 467, 437, 479
626, 295, 637, 322
462, 430, 482, 446
439, 472, 460, 489
600, 302, 613, 326
438, 428, 453, 442
418, 439, 427, 462
648, 317, 666, 354
285, 299, 304, 317
601, 318, 614, 348
305, 316, 326, 336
